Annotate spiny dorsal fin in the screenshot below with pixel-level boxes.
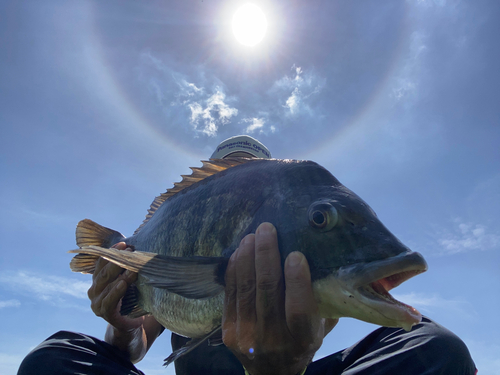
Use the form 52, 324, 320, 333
133, 158, 256, 235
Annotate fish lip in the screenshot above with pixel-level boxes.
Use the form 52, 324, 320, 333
337, 251, 428, 289
336, 252, 428, 330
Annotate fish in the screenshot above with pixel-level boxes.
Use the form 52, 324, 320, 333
69, 157, 427, 365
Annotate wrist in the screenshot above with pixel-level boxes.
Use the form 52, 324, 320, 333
105, 323, 138, 343
105, 324, 146, 362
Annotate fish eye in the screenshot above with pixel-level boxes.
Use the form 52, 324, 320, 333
308, 201, 338, 231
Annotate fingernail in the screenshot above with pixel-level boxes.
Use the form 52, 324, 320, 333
240, 234, 255, 247
286, 252, 304, 268
124, 270, 133, 278
117, 280, 127, 290
256, 222, 275, 235
241, 236, 249, 246
229, 247, 241, 266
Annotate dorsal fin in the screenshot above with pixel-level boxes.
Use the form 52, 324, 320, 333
133, 158, 256, 235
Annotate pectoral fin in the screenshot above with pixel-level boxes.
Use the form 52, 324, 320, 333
69, 246, 228, 299
120, 284, 150, 318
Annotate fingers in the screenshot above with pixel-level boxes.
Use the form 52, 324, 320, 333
92, 243, 132, 293
90, 268, 137, 317
223, 223, 329, 375
99, 271, 132, 315
112, 242, 127, 250
324, 318, 339, 336
223, 233, 257, 353
222, 247, 237, 336
235, 235, 256, 324
284, 251, 321, 345
254, 223, 285, 331
88, 242, 137, 320
93, 242, 126, 276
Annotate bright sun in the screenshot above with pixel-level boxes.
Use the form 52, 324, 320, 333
232, 3, 267, 46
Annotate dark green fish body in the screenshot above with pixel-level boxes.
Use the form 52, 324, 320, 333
71, 158, 427, 349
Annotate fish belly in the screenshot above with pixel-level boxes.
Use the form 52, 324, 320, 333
138, 277, 224, 338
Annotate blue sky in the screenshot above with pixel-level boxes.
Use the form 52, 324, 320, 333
1, 0, 499, 373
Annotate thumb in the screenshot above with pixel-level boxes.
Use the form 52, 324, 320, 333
284, 252, 322, 343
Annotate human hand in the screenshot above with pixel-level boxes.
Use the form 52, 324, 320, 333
87, 242, 144, 333
222, 222, 338, 375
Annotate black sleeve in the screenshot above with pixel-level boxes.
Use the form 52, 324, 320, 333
171, 333, 245, 375
306, 317, 477, 375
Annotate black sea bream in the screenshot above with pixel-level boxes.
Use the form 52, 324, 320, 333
70, 158, 427, 364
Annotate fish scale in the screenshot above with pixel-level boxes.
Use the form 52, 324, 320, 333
69, 157, 427, 365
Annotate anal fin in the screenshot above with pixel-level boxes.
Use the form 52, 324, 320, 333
164, 326, 222, 367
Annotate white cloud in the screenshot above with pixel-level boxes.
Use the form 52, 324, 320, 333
207, 90, 238, 122
0, 271, 91, 301
139, 52, 326, 136
285, 87, 301, 114
435, 217, 500, 255
0, 299, 21, 309
188, 102, 203, 124
139, 52, 239, 137
187, 87, 238, 137
243, 117, 264, 133
241, 117, 276, 135
173, 77, 204, 104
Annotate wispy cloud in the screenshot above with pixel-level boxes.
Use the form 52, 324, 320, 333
172, 76, 239, 136
0, 299, 21, 309
272, 65, 324, 116
415, 0, 448, 8
0, 271, 90, 302
392, 292, 476, 319
185, 87, 239, 137
434, 217, 500, 255
139, 52, 326, 138
389, 31, 427, 104
241, 117, 275, 135
140, 52, 239, 137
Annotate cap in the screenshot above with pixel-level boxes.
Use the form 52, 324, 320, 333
211, 135, 271, 159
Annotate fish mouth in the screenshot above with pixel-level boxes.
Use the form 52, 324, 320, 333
336, 252, 428, 331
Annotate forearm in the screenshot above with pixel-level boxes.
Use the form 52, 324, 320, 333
105, 323, 148, 364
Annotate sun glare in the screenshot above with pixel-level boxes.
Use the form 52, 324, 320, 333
232, 3, 267, 46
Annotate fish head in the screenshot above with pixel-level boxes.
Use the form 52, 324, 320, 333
273, 161, 427, 331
